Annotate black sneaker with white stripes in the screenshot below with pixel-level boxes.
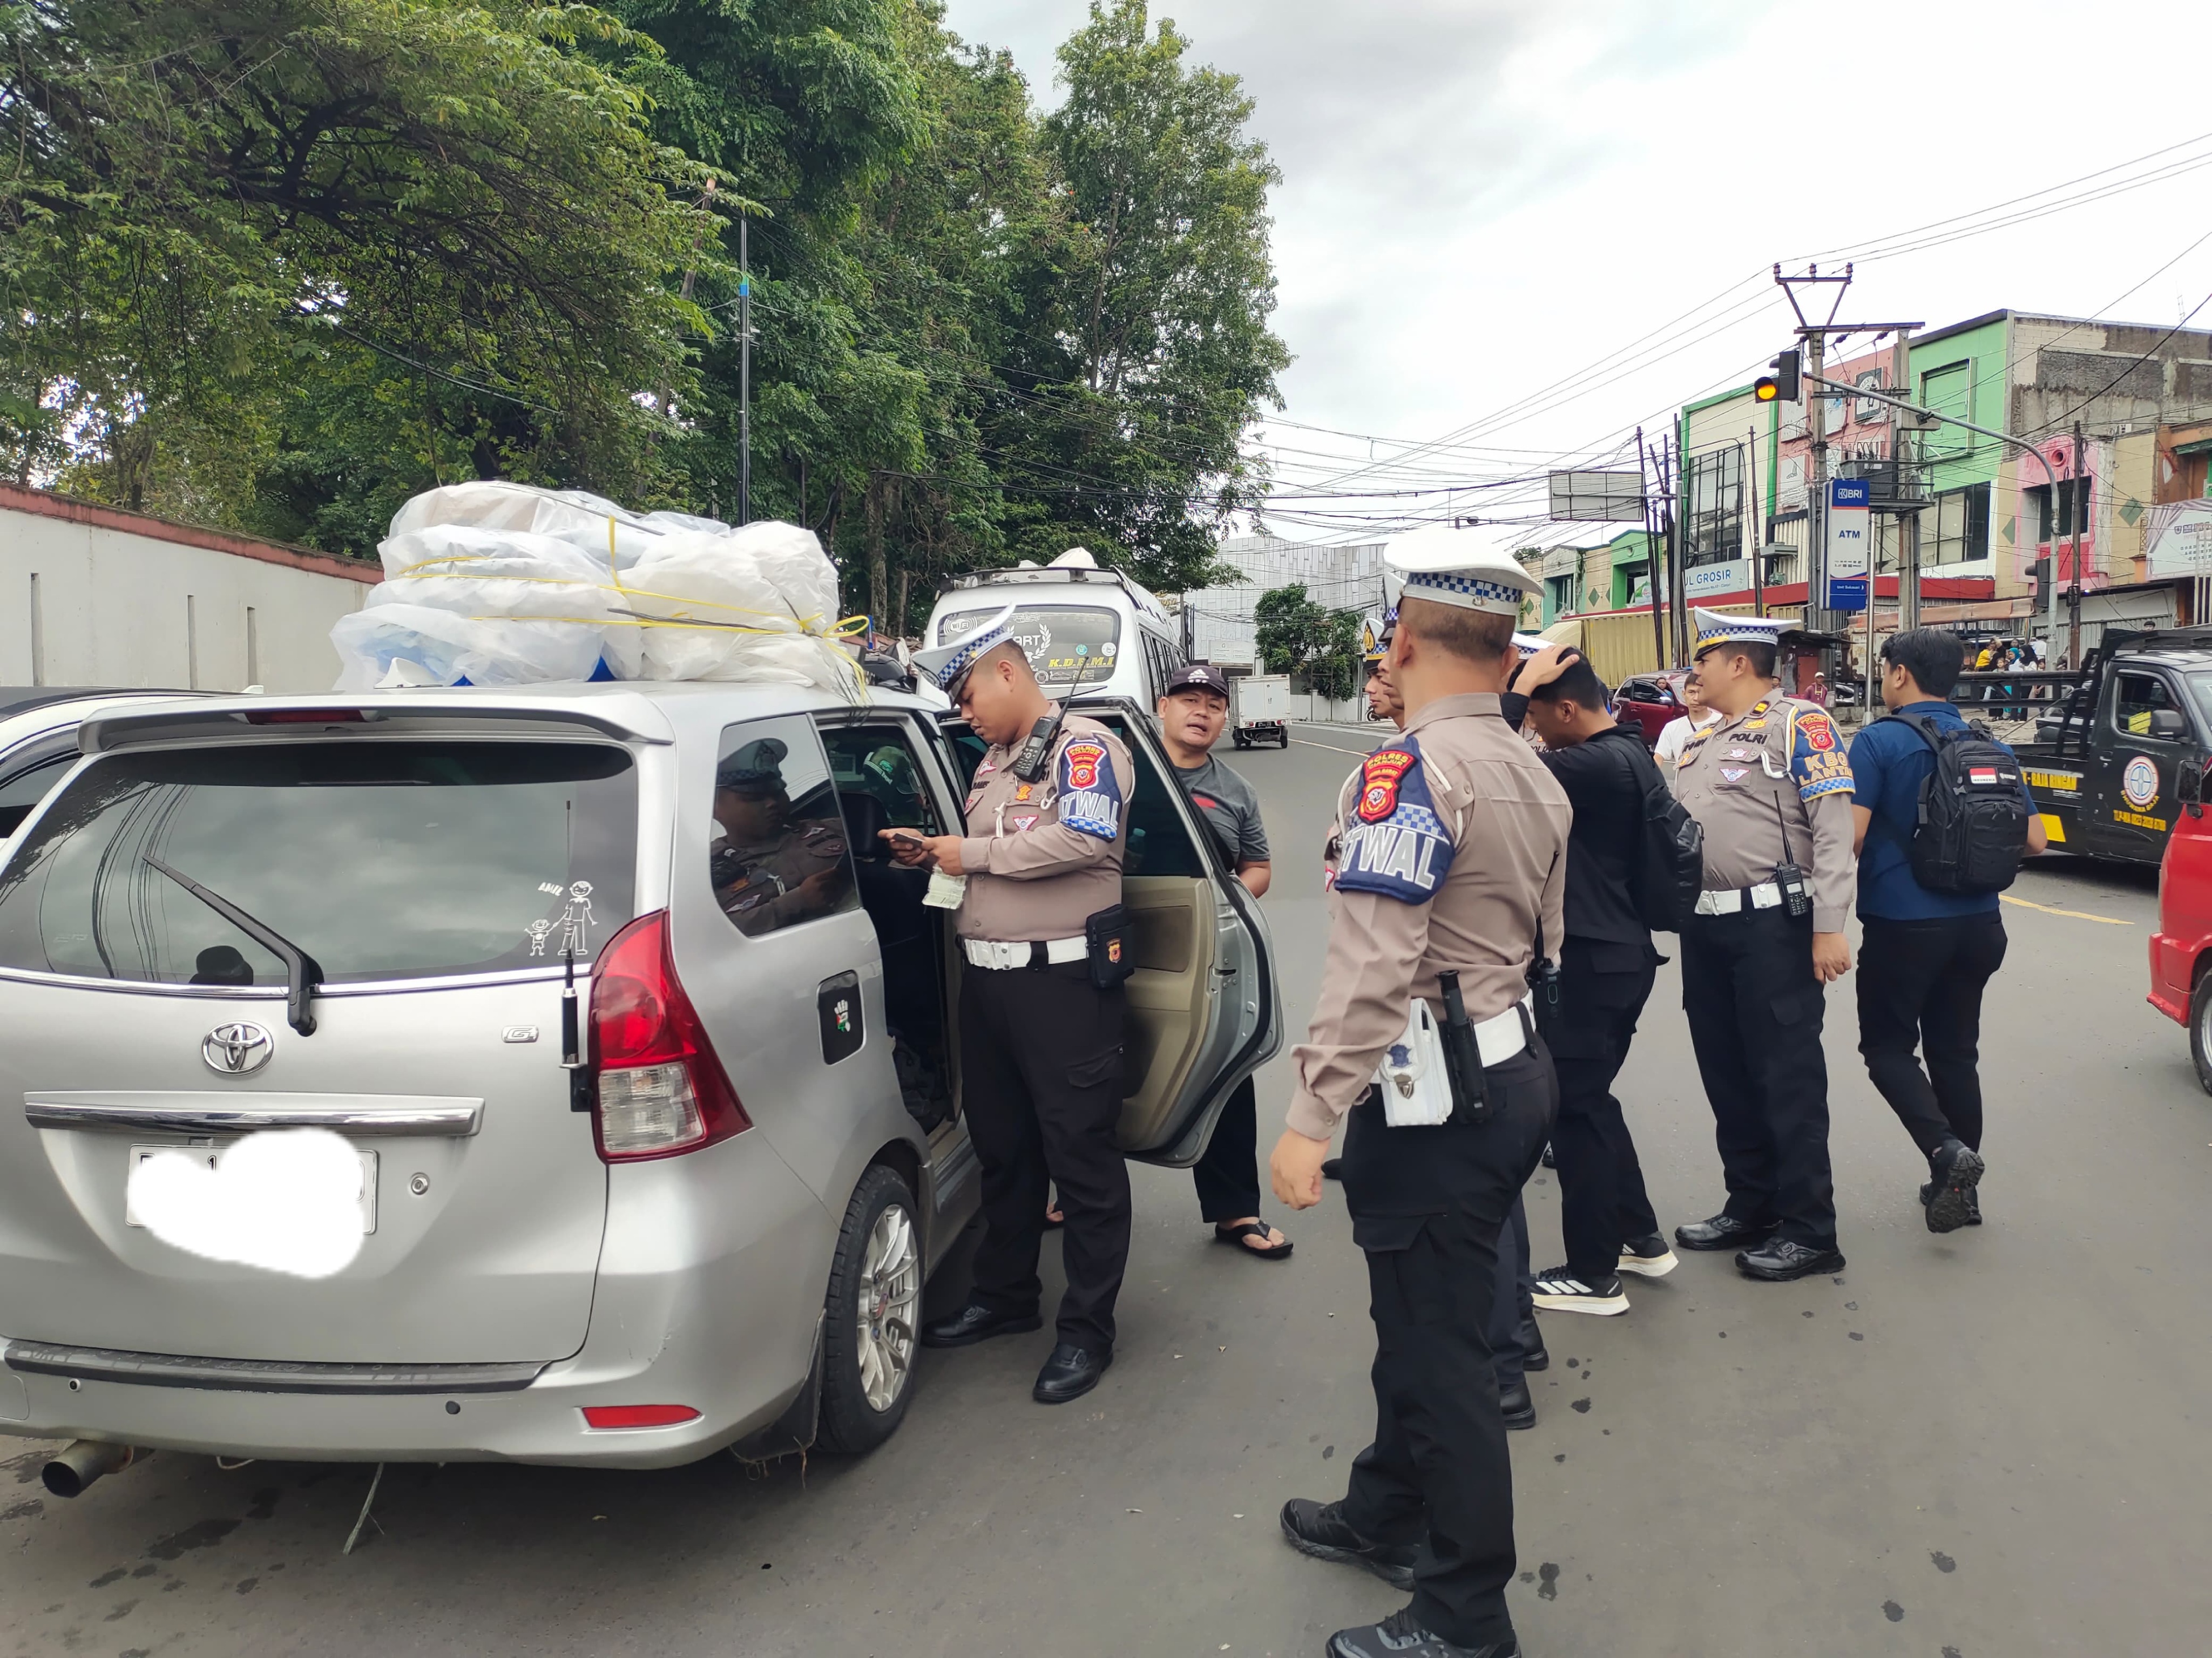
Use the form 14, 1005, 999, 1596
1617, 1233, 1680, 1278
1530, 1266, 1628, 1316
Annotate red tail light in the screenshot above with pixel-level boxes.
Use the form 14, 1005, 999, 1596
587, 911, 750, 1162
581, 1404, 702, 1430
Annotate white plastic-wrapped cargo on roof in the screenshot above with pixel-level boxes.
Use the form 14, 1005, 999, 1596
330, 482, 858, 692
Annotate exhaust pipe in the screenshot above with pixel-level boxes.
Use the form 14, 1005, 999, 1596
42, 1440, 144, 1498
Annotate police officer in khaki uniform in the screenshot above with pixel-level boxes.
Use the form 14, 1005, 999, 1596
1669, 608, 1856, 1282
1271, 531, 1568, 1658
709, 738, 853, 937
889, 607, 1137, 1405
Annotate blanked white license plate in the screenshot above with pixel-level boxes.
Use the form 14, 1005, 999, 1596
125, 1143, 378, 1234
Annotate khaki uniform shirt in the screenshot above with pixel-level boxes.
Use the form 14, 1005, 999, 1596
1287, 692, 1571, 1140
954, 707, 1133, 943
1670, 692, 1856, 931
712, 821, 851, 937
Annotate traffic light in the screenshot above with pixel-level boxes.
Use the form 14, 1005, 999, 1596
1755, 348, 1802, 404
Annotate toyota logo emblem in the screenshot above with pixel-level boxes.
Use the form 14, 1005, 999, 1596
202, 1022, 274, 1076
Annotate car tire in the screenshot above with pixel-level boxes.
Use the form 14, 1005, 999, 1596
816, 1163, 923, 1454
1279, 729, 1290, 748
2190, 973, 2212, 1098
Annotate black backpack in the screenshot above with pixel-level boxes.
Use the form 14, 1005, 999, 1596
1619, 736, 1704, 931
1896, 712, 2031, 894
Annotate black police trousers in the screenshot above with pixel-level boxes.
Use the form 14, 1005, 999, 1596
1680, 905, 1838, 1249
1338, 1043, 1556, 1650
1538, 938, 1661, 1284
959, 959, 1132, 1353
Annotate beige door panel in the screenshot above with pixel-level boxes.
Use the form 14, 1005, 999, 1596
1114, 875, 1216, 1148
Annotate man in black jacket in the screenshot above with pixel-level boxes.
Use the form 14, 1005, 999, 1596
1505, 646, 1674, 1316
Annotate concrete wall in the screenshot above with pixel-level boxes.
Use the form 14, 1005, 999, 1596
0, 486, 375, 692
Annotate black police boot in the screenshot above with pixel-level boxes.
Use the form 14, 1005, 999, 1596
919, 1302, 1041, 1349
1499, 1379, 1535, 1431
1518, 1318, 1549, 1372
1326, 1606, 1519, 1657
1279, 1498, 1417, 1591
1734, 1237, 1846, 1281
1925, 1139, 1985, 1235
1674, 1212, 1780, 1252
1031, 1342, 1110, 1404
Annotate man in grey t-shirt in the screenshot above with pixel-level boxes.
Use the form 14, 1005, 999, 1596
1157, 663, 1289, 1260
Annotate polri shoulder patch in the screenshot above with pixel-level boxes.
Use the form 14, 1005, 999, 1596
1335, 737, 1455, 903
1056, 735, 1122, 840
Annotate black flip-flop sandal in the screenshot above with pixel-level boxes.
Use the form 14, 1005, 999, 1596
1213, 1221, 1293, 1261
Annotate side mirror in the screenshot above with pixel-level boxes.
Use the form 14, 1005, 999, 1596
2182, 757, 2205, 808
2150, 708, 2190, 741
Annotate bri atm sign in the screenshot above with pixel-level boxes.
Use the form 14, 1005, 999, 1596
1823, 477, 1872, 611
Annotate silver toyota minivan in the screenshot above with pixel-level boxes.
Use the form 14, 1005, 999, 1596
0, 681, 1277, 1472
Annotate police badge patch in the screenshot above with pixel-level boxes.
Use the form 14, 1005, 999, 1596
1061, 740, 1105, 790
1358, 749, 1418, 822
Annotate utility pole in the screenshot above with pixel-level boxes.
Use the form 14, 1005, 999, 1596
1663, 431, 1685, 664
1747, 422, 1766, 618
1892, 326, 1919, 634
738, 214, 753, 525
1636, 425, 1665, 670
1774, 266, 1927, 646
2068, 418, 2086, 667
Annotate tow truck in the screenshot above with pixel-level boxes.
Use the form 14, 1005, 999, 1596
1969, 626, 2212, 866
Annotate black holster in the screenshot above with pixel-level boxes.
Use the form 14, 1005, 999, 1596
1437, 970, 1491, 1126
1084, 904, 1136, 990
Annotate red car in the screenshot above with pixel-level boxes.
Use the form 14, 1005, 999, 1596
2149, 772, 2212, 1091
1613, 671, 1691, 749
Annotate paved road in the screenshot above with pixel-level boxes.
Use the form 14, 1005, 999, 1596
5, 723, 2208, 1657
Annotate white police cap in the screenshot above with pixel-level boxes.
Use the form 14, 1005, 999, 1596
911, 603, 1020, 695
1384, 525, 1541, 618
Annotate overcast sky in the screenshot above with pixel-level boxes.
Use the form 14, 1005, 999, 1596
943, 0, 2212, 542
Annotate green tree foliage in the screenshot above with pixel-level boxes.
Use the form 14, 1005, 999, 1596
1255, 583, 1361, 701
2, 0, 719, 542
3, 0, 1287, 618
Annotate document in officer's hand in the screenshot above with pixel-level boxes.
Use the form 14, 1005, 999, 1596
1376, 999, 1455, 1127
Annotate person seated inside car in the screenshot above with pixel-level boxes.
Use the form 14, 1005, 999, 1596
709, 737, 852, 937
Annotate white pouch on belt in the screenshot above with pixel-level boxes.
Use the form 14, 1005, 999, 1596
1375, 999, 1455, 1127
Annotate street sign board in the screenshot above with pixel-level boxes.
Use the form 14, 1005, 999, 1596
1548, 470, 1646, 523
1824, 476, 1871, 611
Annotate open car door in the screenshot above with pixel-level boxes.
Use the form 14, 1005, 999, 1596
932, 696, 1280, 1168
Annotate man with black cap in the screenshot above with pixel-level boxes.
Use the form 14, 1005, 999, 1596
709, 737, 852, 936
1156, 660, 1289, 1261
1273, 526, 1566, 1658
890, 606, 1138, 1405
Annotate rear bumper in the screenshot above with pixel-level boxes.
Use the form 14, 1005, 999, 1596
2148, 930, 2196, 1026
0, 1140, 832, 1470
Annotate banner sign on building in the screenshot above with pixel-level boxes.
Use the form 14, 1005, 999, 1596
2146, 499, 2212, 578
1683, 559, 1751, 600
1824, 476, 1872, 611
1548, 470, 1647, 523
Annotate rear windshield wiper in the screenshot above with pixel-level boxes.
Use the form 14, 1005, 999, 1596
144, 855, 324, 1036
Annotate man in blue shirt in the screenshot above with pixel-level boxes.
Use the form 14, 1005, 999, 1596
1847, 628, 2046, 1233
